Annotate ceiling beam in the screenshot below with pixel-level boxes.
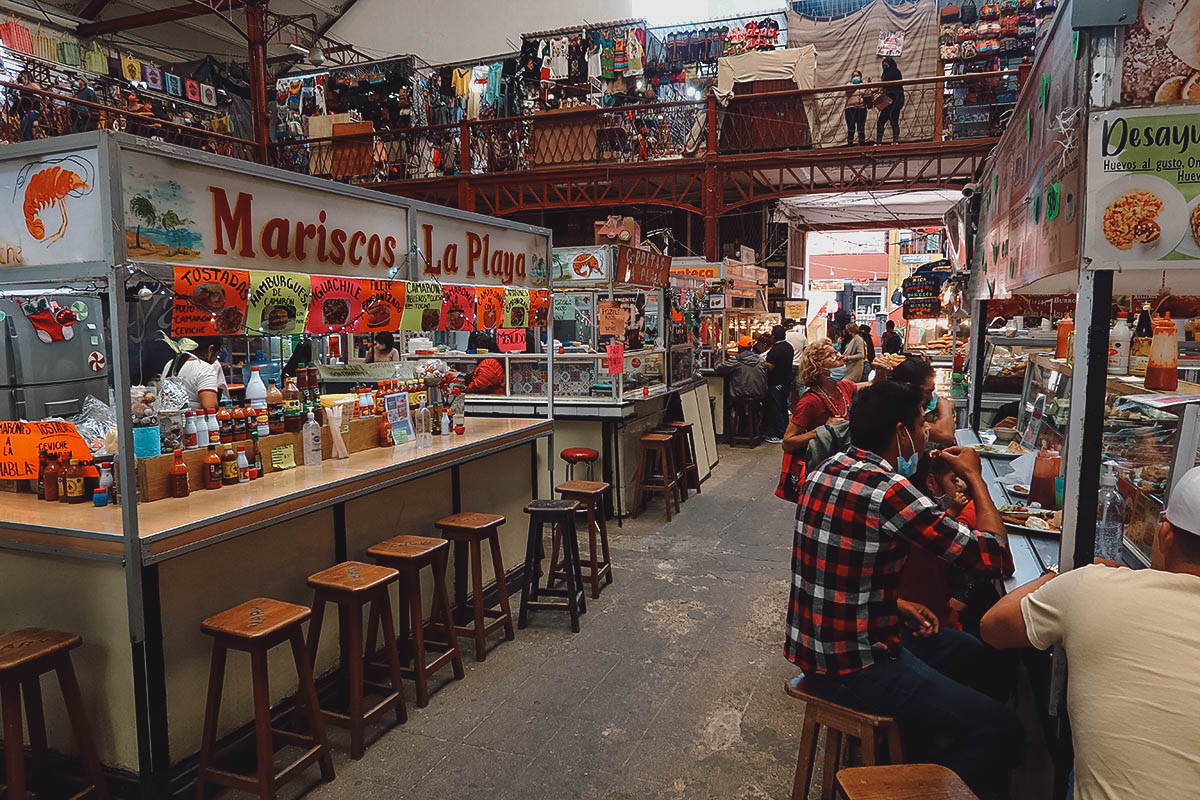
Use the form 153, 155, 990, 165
78, 0, 113, 20
77, 0, 241, 36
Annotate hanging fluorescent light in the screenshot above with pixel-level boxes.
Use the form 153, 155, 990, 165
287, 43, 310, 54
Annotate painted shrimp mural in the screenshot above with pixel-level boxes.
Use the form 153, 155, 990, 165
13, 155, 95, 245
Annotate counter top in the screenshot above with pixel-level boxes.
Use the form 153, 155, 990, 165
0, 417, 551, 563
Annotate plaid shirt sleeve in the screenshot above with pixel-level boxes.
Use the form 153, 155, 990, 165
879, 479, 1013, 578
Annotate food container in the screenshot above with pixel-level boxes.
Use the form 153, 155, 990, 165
992, 426, 1019, 443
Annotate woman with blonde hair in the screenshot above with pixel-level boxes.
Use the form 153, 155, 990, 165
782, 339, 856, 454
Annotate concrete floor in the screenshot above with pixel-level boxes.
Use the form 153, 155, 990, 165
256, 443, 810, 800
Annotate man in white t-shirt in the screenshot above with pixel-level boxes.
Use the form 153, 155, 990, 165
785, 318, 807, 390
162, 336, 227, 411
980, 466, 1200, 800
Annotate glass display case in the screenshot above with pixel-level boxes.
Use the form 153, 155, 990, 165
1017, 354, 1200, 565
982, 333, 1056, 397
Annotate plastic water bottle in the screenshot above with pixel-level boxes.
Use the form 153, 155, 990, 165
245, 366, 270, 436
415, 400, 433, 450
302, 412, 322, 466
1095, 463, 1125, 561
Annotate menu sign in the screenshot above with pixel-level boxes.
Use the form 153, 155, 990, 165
1084, 107, 1200, 269
504, 287, 530, 328
360, 279, 405, 332
530, 289, 551, 328
0, 420, 91, 479
416, 212, 549, 287
399, 281, 443, 331
306, 275, 364, 334
597, 300, 627, 336
496, 328, 527, 352
615, 246, 671, 287
172, 266, 249, 336
901, 274, 941, 320
440, 285, 476, 331
246, 271, 310, 335
476, 287, 505, 330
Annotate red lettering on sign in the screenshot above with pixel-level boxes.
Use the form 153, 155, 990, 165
209, 187, 255, 257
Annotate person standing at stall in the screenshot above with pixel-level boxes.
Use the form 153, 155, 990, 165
162, 336, 226, 412
365, 332, 400, 362
881, 319, 903, 354
762, 325, 794, 443
782, 339, 853, 455
981, 466, 1200, 800
841, 323, 867, 381
787, 381, 1019, 798
786, 318, 808, 393
844, 70, 869, 146
876, 57, 905, 144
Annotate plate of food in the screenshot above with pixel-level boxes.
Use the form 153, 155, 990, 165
998, 504, 1063, 534
1008, 484, 1029, 497
1175, 192, 1200, 259
973, 441, 1028, 459
1093, 174, 1187, 261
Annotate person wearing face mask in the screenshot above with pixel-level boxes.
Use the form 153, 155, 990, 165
783, 338, 853, 452
844, 70, 869, 146
70, 74, 98, 133
787, 381, 1019, 799
888, 355, 956, 446
877, 56, 905, 144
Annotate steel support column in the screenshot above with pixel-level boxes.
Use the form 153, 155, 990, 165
458, 120, 475, 212
245, 0, 270, 162
703, 91, 720, 261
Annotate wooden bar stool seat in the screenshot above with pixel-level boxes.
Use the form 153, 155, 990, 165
367, 535, 463, 707
434, 513, 516, 662
0, 627, 107, 800
837, 764, 977, 799
519, 500, 587, 632
195, 599, 334, 800
728, 396, 763, 447
665, 421, 702, 494
560, 447, 600, 480
650, 426, 689, 504
631, 433, 681, 520
549, 481, 613, 599
305, 562, 407, 760
784, 675, 903, 800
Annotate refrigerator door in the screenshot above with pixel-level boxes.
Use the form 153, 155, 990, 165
7, 380, 107, 420
0, 296, 108, 387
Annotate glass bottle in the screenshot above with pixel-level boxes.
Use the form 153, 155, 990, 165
1131, 303, 1154, 377
221, 444, 239, 486
266, 380, 285, 435
283, 377, 303, 432
415, 400, 433, 449
36, 448, 48, 499
168, 450, 189, 499
204, 444, 222, 490
250, 430, 264, 479
42, 453, 61, 502
217, 403, 233, 441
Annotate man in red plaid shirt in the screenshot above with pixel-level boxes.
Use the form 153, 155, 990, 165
786, 381, 1022, 798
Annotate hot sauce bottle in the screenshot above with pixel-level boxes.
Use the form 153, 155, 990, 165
42, 453, 61, 501
204, 445, 222, 490
218, 403, 233, 442
65, 458, 87, 503
221, 444, 239, 486
168, 450, 190, 498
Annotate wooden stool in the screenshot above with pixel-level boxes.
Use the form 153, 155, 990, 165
785, 675, 902, 800
434, 513, 516, 662
631, 433, 680, 520
304, 562, 407, 760
0, 628, 107, 800
837, 764, 977, 800
560, 447, 599, 481
195, 599, 334, 800
651, 427, 689, 504
549, 481, 613, 599
666, 421, 702, 494
728, 397, 763, 447
367, 536, 464, 708
519, 500, 586, 632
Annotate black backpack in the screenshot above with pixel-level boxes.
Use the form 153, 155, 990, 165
961, 0, 979, 23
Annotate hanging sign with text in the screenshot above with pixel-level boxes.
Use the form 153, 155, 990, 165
0, 421, 92, 480
416, 212, 549, 287
172, 266, 250, 337
400, 281, 443, 331
440, 284, 477, 331
615, 246, 672, 287
496, 328, 527, 352
606, 344, 624, 375
306, 275, 364, 334
246, 271, 311, 335
597, 300, 627, 336
360, 279, 405, 332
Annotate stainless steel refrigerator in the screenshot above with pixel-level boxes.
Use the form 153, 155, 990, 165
0, 295, 109, 420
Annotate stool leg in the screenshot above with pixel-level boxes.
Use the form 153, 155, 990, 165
433, 551, 465, 679
860, 726, 878, 766
585, 499, 601, 599
547, 523, 563, 588
2, 677, 26, 800
562, 516, 580, 633
194, 644, 227, 800
407, 575, 430, 707
598, 499, 613, 587
820, 729, 842, 800
569, 515, 587, 616
249, 647, 276, 800
518, 518, 538, 630
364, 600, 380, 665
886, 722, 903, 765
22, 677, 48, 777
54, 655, 106, 799
631, 448, 647, 518
305, 595, 327, 668
488, 532, 516, 641
346, 596, 366, 759
469, 537, 488, 661
675, 438, 688, 502
289, 630, 335, 782
790, 715, 820, 800
374, 591, 408, 724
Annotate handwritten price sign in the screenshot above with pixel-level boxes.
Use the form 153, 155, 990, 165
496, 328, 527, 352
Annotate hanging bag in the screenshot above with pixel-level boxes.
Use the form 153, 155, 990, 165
0, 15, 33, 54
185, 79, 201, 102
164, 72, 182, 96
940, 3, 961, 22
960, 0, 979, 23
775, 450, 807, 503
121, 54, 141, 82
143, 64, 162, 90
83, 42, 107, 74
33, 25, 58, 62
58, 37, 81, 67
199, 82, 216, 106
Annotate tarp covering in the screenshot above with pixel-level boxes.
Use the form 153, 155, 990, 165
787, 0, 938, 147
714, 46, 817, 99
773, 189, 961, 227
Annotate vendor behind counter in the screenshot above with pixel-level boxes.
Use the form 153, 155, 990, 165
161, 336, 227, 412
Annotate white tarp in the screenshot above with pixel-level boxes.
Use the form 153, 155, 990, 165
773, 189, 962, 227
714, 46, 817, 100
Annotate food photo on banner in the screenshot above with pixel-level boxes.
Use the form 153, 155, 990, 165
306, 276, 365, 334
504, 287, 530, 328
476, 287, 505, 330
247, 271, 311, 335
361, 279, 406, 332
399, 281, 442, 330
440, 285, 477, 331
530, 289, 551, 327
171, 266, 249, 336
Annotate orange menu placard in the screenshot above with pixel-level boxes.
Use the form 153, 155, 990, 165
476, 287, 505, 330
360, 279, 405, 332
172, 266, 250, 336
0, 420, 92, 480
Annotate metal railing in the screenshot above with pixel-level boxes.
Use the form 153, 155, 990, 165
0, 79, 260, 161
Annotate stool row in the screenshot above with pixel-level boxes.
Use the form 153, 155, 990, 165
632, 421, 701, 520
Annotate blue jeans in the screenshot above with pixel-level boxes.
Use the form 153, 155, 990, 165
766, 382, 790, 438
805, 629, 1022, 799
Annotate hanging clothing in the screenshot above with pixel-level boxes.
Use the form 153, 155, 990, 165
549, 36, 570, 80
567, 37, 586, 83
467, 64, 489, 119
483, 62, 503, 109
613, 37, 628, 73
595, 33, 616, 79
452, 67, 471, 97
625, 27, 645, 76
410, 74, 427, 126
586, 41, 602, 80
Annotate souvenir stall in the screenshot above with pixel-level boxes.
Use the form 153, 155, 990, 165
645, 11, 787, 102
0, 131, 554, 788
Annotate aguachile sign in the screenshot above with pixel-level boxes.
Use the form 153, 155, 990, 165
121, 150, 409, 276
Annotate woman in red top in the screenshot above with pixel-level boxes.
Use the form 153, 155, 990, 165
782, 339, 857, 454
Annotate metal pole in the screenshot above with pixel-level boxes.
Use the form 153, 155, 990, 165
245, 0, 271, 162
968, 298, 988, 432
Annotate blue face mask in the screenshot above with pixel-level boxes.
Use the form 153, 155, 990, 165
833, 342, 842, 352
896, 427, 919, 478
851, 76, 862, 84
829, 366, 847, 381
925, 393, 938, 413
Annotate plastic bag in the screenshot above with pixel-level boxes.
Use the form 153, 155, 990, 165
156, 375, 190, 413
414, 358, 450, 381
68, 394, 118, 454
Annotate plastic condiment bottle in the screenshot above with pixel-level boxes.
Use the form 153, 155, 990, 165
184, 411, 199, 449
1107, 313, 1132, 375
204, 444, 222, 490
98, 461, 113, 494
246, 366, 270, 436
218, 403, 233, 441
236, 445, 251, 483
168, 450, 189, 499
415, 400, 433, 449
374, 381, 387, 416
206, 412, 220, 446
303, 412, 323, 465
266, 380, 285, 435
42, 454, 60, 501
1055, 315, 1073, 359
233, 404, 249, 441
1145, 313, 1179, 391
283, 377, 303, 432
221, 444, 239, 486
441, 408, 451, 435
196, 410, 210, 448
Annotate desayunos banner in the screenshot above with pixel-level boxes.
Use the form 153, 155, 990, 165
247, 271, 311, 335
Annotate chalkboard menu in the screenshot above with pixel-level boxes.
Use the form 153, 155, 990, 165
901, 274, 941, 320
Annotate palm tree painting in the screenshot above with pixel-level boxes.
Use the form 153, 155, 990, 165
159, 209, 192, 255
129, 194, 156, 250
